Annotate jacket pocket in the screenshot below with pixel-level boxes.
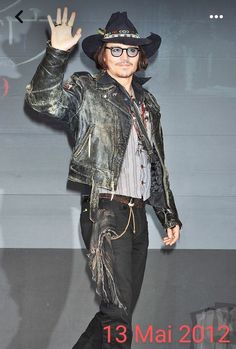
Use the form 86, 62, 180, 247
73, 124, 95, 160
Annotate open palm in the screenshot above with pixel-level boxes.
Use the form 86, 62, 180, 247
47, 6, 82, 51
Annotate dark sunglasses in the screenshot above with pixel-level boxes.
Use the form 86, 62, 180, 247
105, 46, 140, 57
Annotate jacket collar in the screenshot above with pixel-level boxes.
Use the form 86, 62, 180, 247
94, 70, 151, 103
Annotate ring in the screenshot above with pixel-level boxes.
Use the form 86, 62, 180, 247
55, 23, 62, 26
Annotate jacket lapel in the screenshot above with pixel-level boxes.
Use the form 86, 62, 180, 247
94, 71, 151, 118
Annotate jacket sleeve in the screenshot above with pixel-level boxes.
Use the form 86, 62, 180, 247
155, 116, 183, 230
158, 121, 182, 229
25, 40, 83, 131
146, 90, 183, 230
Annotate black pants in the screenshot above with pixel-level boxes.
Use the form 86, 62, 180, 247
72, 196, 149, 349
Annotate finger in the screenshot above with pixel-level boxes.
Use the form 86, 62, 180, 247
68, 11, 76, 27
163, 236, 176, 245
165, 241, 174, 246
62, 6, 68, 24
163, 237, 171, 241
56, 7, 61, 24
47, 15, 55, 30
170, 235, 178, 244
72, 28, 82, 43
170, 239, 177, 245
163, 238, 171, 243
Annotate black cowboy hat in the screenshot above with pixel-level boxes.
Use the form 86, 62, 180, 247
82, 11, 161, 60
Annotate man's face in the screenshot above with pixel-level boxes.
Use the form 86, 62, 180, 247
103, 43, 140, 79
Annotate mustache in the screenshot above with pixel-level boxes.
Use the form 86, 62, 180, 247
116, 62, 132, 65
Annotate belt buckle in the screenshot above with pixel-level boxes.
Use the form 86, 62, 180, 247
128, 197, 134, 207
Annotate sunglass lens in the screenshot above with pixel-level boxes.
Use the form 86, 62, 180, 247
127, 48, 139, 57
111, 48, 122, 57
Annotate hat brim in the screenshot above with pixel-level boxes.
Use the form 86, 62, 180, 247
82, 32, 161, 60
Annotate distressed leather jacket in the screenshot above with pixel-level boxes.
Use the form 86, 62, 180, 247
25, 41, 182, 230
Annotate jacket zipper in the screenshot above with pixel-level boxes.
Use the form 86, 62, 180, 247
103, 97, 131, 119
74, 124, 95, 159
88, 133, 91, 158
110, 179, 115, 200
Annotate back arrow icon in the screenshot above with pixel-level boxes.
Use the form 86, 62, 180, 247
15, 10, 23, 23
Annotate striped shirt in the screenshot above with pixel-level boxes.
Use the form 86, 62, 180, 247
98, 102, 152, 200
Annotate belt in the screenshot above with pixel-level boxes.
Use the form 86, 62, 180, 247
82, 193, 145, 208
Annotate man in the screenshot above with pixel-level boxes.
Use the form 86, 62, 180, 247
25, 7, 182, 349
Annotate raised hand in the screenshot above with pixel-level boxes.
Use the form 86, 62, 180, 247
47, 6, 82, 51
